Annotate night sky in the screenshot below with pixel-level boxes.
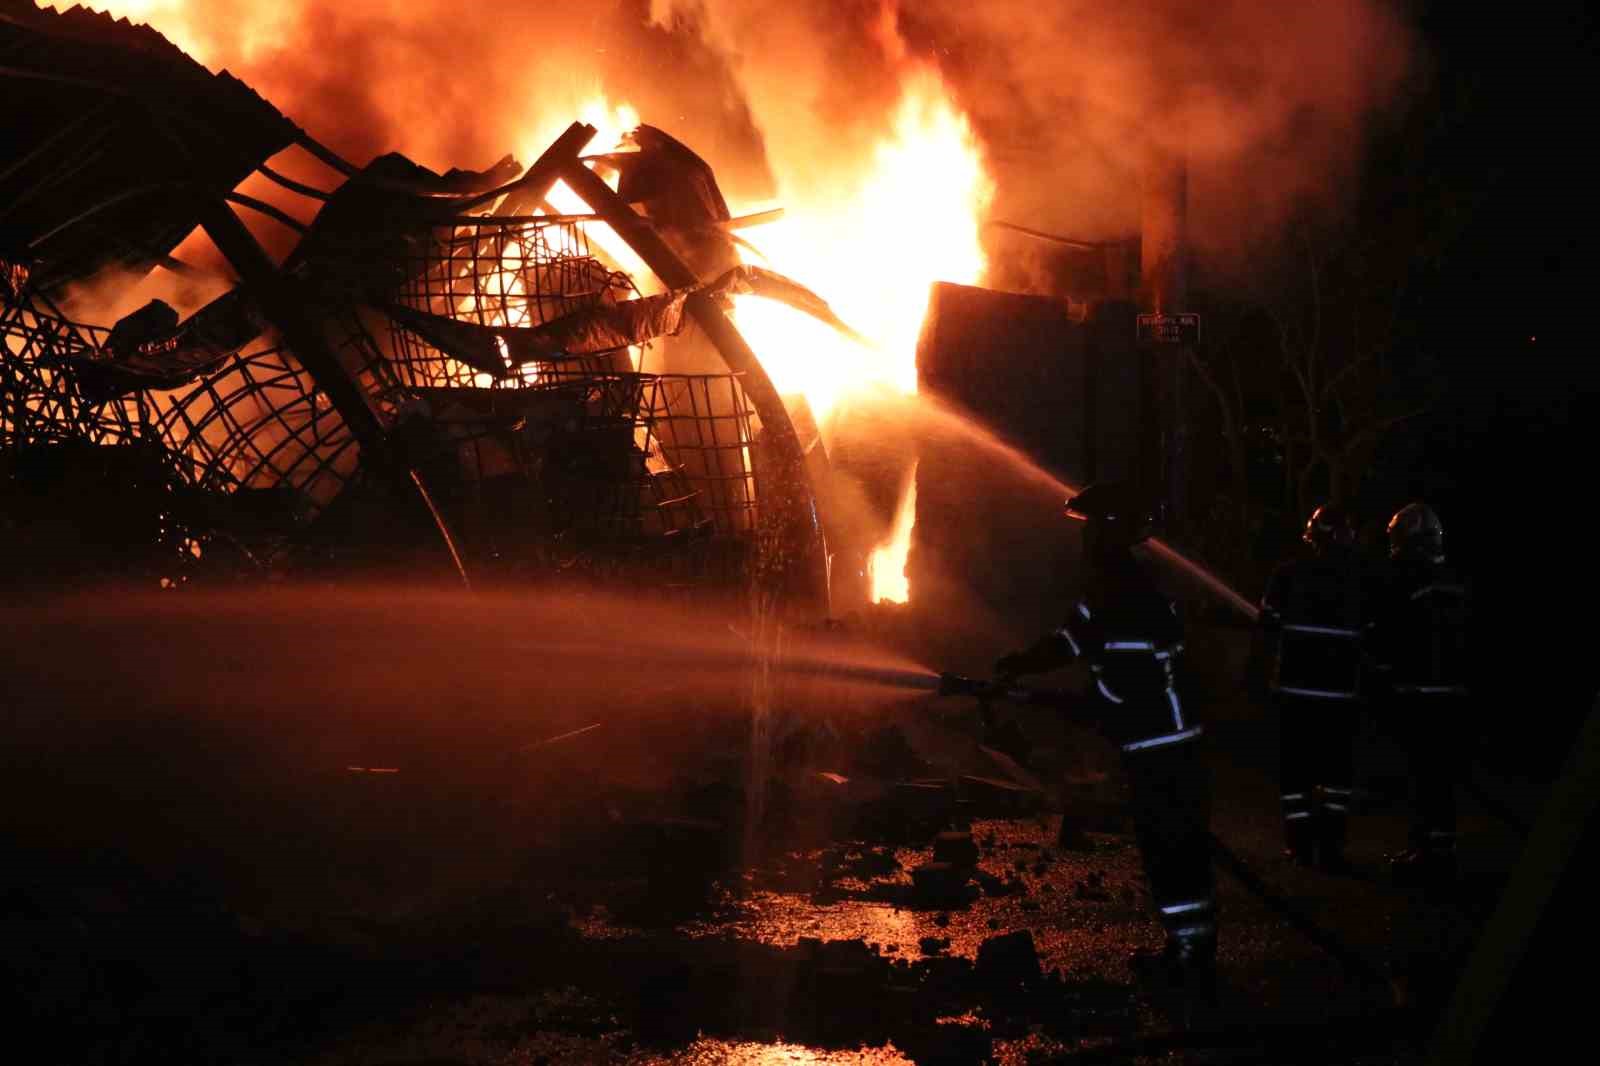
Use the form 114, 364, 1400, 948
1405, 1, 1595, 745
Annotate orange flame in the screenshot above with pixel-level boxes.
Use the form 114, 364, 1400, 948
732, 68, 989, 605
43, 2, 283, 68
868, 462, 918, 604
523, 77, 991, 606
730, 67, 993, 425
523, 98, 654, 291
65, 3, 994, 606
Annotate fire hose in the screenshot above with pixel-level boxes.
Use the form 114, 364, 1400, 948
1043, 1009, 1417, 1064
937, 672, 1391, 990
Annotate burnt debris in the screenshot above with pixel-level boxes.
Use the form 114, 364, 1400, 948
1, 4, 846, 603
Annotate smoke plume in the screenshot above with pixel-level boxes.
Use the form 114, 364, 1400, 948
656, 0, 1415, 255
61, 1, 775, 198
63, 0, 1412, 264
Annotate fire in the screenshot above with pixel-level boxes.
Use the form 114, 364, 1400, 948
520, 75, 991, 605
868, 462, 918, 604
65, 2, 994, 606
42, 2, 282, 66
729, 68, 990, 605
730, 67, 993, 424
521, 97, 655, 293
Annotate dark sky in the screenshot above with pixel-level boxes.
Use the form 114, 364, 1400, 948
1398, 0, 1592, 518
1415, 0, 1590, 346
1398, 0, 1596, 739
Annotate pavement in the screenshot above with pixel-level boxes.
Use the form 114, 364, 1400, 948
1, 590, 1540, 1064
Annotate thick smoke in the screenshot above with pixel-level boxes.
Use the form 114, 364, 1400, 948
647, 1, 925, 210
69, 0, 1410, 266
657, 0, 1415, 256
55, 264, 232, 331
67, 1, 775, 199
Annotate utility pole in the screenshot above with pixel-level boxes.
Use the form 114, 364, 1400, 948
1140, 148, 1191, 533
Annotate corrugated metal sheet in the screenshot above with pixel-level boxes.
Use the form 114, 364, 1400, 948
0, 2, 300, 289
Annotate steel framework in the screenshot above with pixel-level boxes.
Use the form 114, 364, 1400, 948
4, 223, 762, 579
387, 216, 635, 389
4, 2, 823, 598
2, 270, 362, 517
1, 279, 144, 451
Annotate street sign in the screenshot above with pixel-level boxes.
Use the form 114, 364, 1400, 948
1137, 312, 1201, 345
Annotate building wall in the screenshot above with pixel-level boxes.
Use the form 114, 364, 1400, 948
911, 283, 1141, 635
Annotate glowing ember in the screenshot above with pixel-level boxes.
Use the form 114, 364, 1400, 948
868, 462, 918, 604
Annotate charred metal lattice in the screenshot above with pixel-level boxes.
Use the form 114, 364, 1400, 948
645, 373, 758, 538
427, 367, 758, 544
1, 284, 142, 451
148, 341, 358, 510
388, 217, 635, 389
4, 5, 831, 600
3, 273, 360, 518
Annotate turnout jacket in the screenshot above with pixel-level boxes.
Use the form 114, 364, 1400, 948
1256, 553, 1374, 702
1368, 559, 1471, 699
1008, 556, 1197, 753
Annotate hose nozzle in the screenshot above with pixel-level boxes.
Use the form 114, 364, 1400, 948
938, 672, 990, 698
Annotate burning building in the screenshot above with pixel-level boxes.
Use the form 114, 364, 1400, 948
0, 3, 881, 606
2, 2, 1152, 624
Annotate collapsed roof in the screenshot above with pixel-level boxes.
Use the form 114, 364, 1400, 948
1, 2, 834, 606
0, 1, 302, 290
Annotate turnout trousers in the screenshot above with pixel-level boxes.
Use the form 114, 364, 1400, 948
1394, 691, 1464, 857
1276, 693, 1359, 857
1123, 735, 1216, 944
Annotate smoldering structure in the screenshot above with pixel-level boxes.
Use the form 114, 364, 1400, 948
1, 4, 846, 603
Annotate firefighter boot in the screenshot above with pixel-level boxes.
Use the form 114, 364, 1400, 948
1315, 787, 1354, 875
1130, 927, 1218, 1006
1283, 816, 1317, 867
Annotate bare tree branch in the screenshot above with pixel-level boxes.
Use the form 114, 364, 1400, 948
1344, 408, 1428, 454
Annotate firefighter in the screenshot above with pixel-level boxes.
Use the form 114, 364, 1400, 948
994, 483, 1215, 988
1369, 502, 1470, 893
1252, 503, 1371, 872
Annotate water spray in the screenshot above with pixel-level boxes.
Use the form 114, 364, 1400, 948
765, 656, 945, 693
1146, 538, 1261, 623
913, 396, 1261, 624
936, 672, 1071, 708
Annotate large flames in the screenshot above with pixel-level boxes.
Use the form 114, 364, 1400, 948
729, 67, 992, 424
63, 2, 994, 605
868, 461, 919, 605
523, 73, 992, 606
729, 69, 990, 603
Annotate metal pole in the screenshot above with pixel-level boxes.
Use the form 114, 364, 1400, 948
461, 121, 596, 215
1141, 149, 1189, 531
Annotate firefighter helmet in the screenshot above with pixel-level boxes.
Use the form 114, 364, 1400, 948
1302, 503, 1356, 554
1387, 502, 1445, 563
1064, 482, 1158, 547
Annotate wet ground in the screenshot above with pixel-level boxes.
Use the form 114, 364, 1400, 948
2, 588, 1541, 1064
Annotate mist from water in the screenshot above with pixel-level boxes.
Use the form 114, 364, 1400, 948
2, 584, 932, 750
837, 388, 1261, 624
